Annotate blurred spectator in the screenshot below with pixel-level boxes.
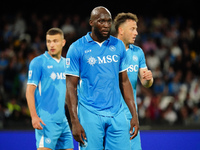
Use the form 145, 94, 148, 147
155, 43, 168, 61
6, 98, 21, 118
61, 17, 76, 35
146, 50, 160, 71
142, 37, 158, 53
189, 78, 200, 105
170, 41, 182, 60
3, 57, 19, 95
160, 96, 178, 125
161, 30, 173, 48
146, 95, 161, 123
153, 77, 166, 95
0, 51, 9, 74
13, 12, 26, 38
190, 106, 200, 125
168, 70, 182, 95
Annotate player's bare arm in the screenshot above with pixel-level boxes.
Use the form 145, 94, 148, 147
119, 70, 139, 139
66, 75, 86, 145
26, 84, 46, 130
139, 68, 153, 88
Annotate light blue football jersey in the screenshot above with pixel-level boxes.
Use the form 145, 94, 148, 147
122, 44, 147, 119
27, 51, 67, 123
65, 32, 128, 117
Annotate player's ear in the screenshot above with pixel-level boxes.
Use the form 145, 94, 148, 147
62, 39, 66, 47
89, 19, 93, 27
118, 27, 124, 35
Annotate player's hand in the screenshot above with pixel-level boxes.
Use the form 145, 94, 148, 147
72, 120, 86, 144
142, 70, 152, 81
31, 116, 46, 130
129, 117, 139, 140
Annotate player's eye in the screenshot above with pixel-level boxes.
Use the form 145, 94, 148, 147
98, 20, 104, 24
98, 19, 112, 25
107, 19, 112, 24
130, 27, 136, 31
53, 39, 58, 43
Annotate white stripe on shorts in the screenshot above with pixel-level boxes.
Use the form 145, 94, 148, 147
39, 135, 44, 147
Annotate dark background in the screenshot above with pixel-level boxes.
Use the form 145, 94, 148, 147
1, 1, 198, 17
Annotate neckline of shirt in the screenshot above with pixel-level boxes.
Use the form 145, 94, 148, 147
94, 41, 105, 47
52, 57, 61, 63
45, 51, 61, 63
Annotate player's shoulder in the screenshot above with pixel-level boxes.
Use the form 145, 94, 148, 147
60, 56, 66, 62
30, 54, 43, 63
61, 56, 65, 60
73, 32, 91, 45
109, 35, 124, 45
30, 52, 47, 66
74, 36, 85, 45
69, 35, 86, 51
129, 44, 144, 53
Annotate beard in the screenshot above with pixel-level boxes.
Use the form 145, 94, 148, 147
93, 26, 110, 42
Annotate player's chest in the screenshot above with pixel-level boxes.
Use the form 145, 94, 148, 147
42, 62, 65, 80
81, 44, 121, 67
127, 52, 140, 74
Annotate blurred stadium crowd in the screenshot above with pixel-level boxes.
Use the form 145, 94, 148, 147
0, 11, 200, 129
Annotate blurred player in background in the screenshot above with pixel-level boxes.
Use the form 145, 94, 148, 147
65, 6, 139, 150
114, 13, 154, 150
26, 28, 74, 150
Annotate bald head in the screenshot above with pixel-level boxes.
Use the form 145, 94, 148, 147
90, 6, 112, 21
89, 6, 112, 42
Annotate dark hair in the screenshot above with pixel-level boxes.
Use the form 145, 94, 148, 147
114, 12, 138, 33
46, 28, 64, 38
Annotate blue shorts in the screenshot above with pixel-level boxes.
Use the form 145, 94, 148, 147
78, 104, 130, 150
128, 118, 142, 150
35, 120, 74, 149
131, 131, 142, 150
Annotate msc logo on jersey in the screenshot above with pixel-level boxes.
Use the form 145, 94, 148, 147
127, 65, 139, 72
87, 55, 119, 66
87, 56, 97, 66
50, 72, 66, 80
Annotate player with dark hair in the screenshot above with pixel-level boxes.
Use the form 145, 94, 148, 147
114, 13, 153, 150
65, 6, 139, 150
26, 28, 74, 150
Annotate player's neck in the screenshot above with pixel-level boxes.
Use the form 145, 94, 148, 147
48, 52, 61, 60
125, 43, 129, 50
90, 31, 108, 43
117, 35, 129, 50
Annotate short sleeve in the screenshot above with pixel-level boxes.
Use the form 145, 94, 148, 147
119, 41, 129, 72
65, 43, 80, 77
27, 57, 42, 86
139, 48, 147, 69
